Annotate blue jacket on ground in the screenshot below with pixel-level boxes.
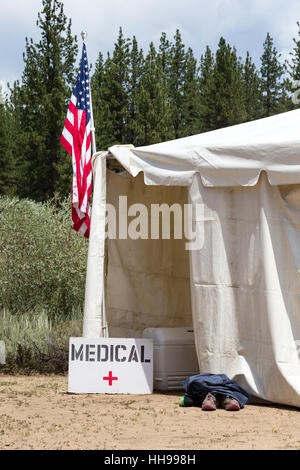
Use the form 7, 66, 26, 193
182, 373, 251, 408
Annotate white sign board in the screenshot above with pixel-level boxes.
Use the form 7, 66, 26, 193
68, 337, 153, 394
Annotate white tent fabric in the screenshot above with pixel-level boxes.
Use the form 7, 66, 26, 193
109, 109, 300, 188
105, 171, 192, 338
84, 109, 300, 407
189, 173, 300, 407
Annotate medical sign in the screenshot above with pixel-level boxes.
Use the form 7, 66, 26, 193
68, 337, 153, 394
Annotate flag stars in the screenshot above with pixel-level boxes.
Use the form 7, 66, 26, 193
73, 45, 91, 120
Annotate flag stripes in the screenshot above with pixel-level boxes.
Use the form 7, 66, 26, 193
61, 43, 93, 238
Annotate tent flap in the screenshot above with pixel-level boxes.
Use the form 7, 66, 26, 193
189, 173, 300, 407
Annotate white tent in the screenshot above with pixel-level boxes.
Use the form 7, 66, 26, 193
83, 109, 300, 408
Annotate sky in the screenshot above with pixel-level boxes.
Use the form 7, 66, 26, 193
1, 0, 300, 95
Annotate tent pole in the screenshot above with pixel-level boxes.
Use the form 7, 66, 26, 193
82, 31, 107, 338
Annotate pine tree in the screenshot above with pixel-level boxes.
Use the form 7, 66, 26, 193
290, 22, 300, 81
181, 47, 201, 136
158, 32, 171, 77
157, 33, 174, 141
198, 46, 215, 132
260, 33, 285, 117
0, 102, 10, 195
287, 21, 300, 109
210, 37, 246, 129
91, 51, 107, 149
126, 36, 144, 145
134, 42, 173, 146
95, 28, 131, 148
0, 89, 20, 196
0, 83, 7, 194
9, 0, 78, 201
243, 51, 263, 120
168, 30, 187, 138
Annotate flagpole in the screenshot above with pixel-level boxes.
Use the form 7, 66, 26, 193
81, 31, 108, 338
81, 32, 97, 153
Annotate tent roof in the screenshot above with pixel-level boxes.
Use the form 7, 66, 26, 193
108, 109, 300, 187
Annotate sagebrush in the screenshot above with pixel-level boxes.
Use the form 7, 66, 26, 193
0, 196, 88, 320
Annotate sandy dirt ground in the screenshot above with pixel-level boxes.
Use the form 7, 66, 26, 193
0, 373, 299, 451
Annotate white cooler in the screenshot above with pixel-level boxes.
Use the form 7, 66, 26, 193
142, 327, 199, 391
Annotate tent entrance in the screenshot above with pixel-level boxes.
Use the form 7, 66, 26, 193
105, 169, 193, 338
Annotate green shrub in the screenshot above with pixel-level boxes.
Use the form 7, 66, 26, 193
0, 196, 88, 321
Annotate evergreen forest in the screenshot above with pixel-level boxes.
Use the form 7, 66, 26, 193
1, 0, 300, 202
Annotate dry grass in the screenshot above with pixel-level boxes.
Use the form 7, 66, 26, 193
0, 373, 299, 450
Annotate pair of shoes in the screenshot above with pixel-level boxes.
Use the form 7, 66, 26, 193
221, 395, 240, 411
201, 393, 218, 411
201, 393, 241, 411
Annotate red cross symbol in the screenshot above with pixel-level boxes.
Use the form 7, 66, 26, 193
103, 371, 118, 386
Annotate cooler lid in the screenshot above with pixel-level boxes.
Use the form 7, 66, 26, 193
142, 327, 195, 345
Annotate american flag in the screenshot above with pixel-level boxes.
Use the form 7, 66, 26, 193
61, 43, 92, 238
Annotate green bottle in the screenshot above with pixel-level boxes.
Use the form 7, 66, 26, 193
179, 395, 194, 406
